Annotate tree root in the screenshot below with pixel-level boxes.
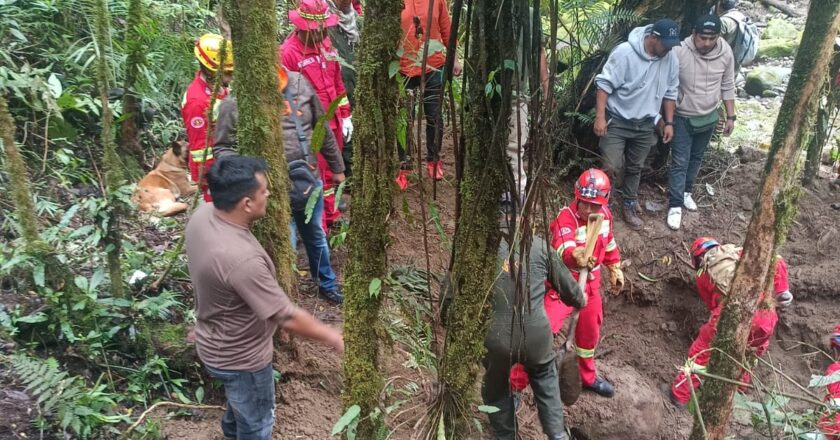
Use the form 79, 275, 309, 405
120, 401, 225, 438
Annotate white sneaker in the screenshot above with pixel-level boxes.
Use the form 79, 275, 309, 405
667, 207, 682, 230
684, 193, 697, 211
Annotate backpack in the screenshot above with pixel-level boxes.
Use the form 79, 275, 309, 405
701, 244, 742, 296
723, 10, 760, 68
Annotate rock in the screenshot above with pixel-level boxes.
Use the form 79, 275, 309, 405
736, 145, 768, 164
566, 363, 667, 440
762, 18, 799, 41
757, 38, 799, 60
744, 66, 791, 97
740, 195, 754, 211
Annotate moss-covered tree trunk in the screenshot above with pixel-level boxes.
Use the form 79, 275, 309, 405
220, 0, 294, 291
0, 95, 43, 251
92, 0, 126, 298
437, 0, 512, 435
339, 0, 401, 436
118, 0, 145, 172
689, 2, 840, 439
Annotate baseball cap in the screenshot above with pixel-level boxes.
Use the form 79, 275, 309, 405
695, 14, 722, 35
652, 19, 682, 48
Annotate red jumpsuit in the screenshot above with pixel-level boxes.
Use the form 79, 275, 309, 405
509, 203, 620, 391
181, 71, 229, 201
670, 305, 777, 404
818, 361, 840, 439
696, 253, 789, 312
281, 34, 351, 227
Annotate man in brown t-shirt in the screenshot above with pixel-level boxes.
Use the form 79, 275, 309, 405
186, 155, 343, 440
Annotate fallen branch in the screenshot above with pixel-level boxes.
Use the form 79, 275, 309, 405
759, 0, 802, 17
121, 401, 225, 438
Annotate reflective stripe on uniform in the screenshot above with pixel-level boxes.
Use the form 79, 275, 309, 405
191, 148, 214, 163
339, 96, 350, 107
576, 346, 595, 358
605, 238, 617, 252
558, 240, 576, 253
830, 398, 840, 408
323, 187, 335, 197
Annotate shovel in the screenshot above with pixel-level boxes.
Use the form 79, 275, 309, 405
559, 213, 604, 407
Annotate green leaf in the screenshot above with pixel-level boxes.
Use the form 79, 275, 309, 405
369, 278, 382, 298
16, 312, 48, 324
484, 82, 493, 96
331, 404, 360, 435
74, 275, 88, 292
46, 73, 62, 98
33, 264, 45, 287
332, 180, 347, 213
503, 59, 516, 71
389, 60, 400, 78
304, 186, 323, 224
9, 27, 27, 42
637, 272, 659, 282
477, 405, 500, 414
809, 371, 840, 388
195, 386, 205, 404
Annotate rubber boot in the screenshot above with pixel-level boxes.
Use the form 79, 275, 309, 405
584, 376, 614, 398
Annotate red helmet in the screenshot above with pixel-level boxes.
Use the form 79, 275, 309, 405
832, 323, 840, 349
691, 237, 720, 269
574, 169, 611, 206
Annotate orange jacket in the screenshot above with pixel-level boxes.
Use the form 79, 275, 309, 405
399, 0, 453, 77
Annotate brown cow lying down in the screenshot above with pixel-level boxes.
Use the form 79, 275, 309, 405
133, 141, 197, 216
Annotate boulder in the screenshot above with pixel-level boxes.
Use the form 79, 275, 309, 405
744, 66, 791, 96
757, 38, 799, 60
762, 18, 799, 40
564, 363, 682, 440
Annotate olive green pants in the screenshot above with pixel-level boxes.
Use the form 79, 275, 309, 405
482, 320, 565, 439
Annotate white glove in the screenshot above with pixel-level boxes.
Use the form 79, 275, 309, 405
342, 116, 354, 142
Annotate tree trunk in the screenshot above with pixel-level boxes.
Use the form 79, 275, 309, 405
92, 0, 126, 299
339, 0, 401, 436
803, 94, 827, 186
119, 0, 145, 171
437, 0, 512, 434
221, 0, 295, 291
0, 95, 44, 252
689, 2, 840, 439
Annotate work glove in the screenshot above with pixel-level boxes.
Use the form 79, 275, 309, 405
342, 116, 354, 143
571, 247, 596, 270
606, 262, 624, 294
776, 290, 793, 307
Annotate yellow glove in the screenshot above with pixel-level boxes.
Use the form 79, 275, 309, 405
571, 247, 596, 270
607, 263, 624, 294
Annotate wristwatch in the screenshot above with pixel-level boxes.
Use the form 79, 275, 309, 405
664, 121, 674, 126
727, 115, 737, 121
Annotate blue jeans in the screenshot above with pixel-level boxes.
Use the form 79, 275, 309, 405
668, 115, 714, 208
206, 363, 275, 440
290, 187, 338, 291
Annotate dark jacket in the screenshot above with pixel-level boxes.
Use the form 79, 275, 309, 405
213, 71, 345, 175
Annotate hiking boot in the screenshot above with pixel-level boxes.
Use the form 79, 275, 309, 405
776, 291, 793, 307
338, 199, 348, 213
684, 192, 697, 211
319, 286, 344, 304
426, 161, 444, 181
667, 207, 682, 230
622, 202, 643, 230
584, 377, 614, 398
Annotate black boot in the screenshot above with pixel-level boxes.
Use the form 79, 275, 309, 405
319, 286, 344, 304
584, 377, 614, 398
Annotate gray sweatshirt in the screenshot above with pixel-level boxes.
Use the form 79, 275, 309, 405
595, 25, 679, 124
673, 35, 735, 117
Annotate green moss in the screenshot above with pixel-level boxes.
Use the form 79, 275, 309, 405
221, 0, 295, 290
756, 38, 799, 60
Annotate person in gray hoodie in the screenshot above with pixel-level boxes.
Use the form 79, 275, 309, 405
666, 15, 736, 231
594, 19, 680, 230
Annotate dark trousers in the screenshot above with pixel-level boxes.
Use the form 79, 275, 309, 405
667, 115, 714, 208
206, 363, 275, 440
598, 117, 658, 204
482, 320, 566, 439
401, 71, 443, 163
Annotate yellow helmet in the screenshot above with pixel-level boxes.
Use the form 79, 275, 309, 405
194, 33, 234, 72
